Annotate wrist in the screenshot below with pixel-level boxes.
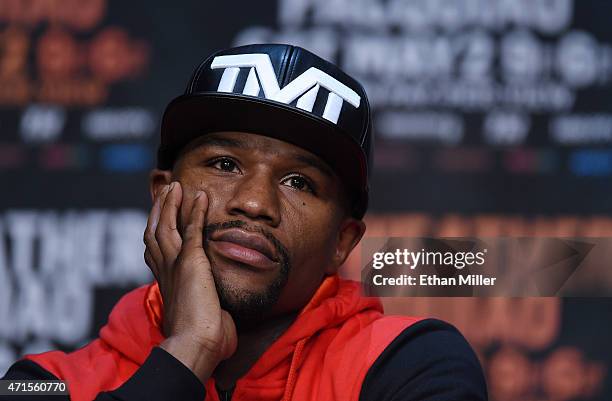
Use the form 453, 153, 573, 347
159, 335, 222, 383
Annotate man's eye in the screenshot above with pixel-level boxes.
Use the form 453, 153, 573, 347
282, 176, 314, 193
210, 158, 240, 173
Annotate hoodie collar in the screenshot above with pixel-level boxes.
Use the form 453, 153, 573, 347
100, 274, 383, 399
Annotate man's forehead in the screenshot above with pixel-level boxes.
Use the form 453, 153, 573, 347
180, 131, 335, 177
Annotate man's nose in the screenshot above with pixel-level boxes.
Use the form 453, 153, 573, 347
225, 171, 281, 226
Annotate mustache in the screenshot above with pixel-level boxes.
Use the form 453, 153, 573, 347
203, 220, 290, 265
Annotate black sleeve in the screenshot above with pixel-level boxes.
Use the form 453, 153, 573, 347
359, 318, 488, 401
0, 347, 206, 401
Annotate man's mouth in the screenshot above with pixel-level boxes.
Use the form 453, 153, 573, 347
208, 228, 280, 270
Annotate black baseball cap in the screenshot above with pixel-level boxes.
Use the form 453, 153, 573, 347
158, 44, 372, 218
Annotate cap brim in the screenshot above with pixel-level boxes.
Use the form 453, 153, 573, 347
159, 92, 368, 215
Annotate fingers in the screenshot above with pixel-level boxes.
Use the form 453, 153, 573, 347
183, 191, 208, 251
157, 181, 183, 263
144, 184, 170, 277
144, 248, 158, 282
179, 190, 218, 307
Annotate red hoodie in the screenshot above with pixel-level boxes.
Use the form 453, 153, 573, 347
23, 274, 422, 401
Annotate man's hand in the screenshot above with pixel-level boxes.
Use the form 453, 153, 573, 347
143, 181, 237, 383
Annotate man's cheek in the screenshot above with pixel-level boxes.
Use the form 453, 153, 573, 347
293, 240, 328, 270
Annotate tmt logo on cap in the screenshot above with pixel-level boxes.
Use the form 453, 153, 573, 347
210, 54, 361, 124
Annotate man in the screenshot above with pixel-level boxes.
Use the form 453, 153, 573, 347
1, 44, 487, 401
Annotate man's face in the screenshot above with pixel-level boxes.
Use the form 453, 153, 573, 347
151, 131, 364, 326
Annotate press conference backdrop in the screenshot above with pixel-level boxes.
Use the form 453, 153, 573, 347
1, 1, 611, 400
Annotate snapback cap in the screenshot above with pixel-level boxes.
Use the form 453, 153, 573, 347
158, 44, 372, 218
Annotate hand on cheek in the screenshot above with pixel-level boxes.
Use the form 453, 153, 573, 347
143, 181, 236, 384
177, 181, 211, 235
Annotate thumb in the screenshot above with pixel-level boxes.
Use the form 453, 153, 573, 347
220, 310, 238, 360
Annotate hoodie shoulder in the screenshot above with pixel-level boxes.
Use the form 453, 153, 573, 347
359, 318, 488, 401
292, 313, 424, 401
18, 283, 164, 400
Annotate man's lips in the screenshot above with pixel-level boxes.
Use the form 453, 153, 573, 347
209, 228, 280, 270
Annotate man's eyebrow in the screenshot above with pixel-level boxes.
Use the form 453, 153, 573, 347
187, 134, 334, 177
192, 135, 249, 149
292, 154, 334, 178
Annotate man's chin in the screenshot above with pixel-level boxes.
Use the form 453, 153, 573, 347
211, 264, 289, 330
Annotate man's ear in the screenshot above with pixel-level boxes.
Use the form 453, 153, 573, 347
149, 168, 173, 201
325, 218, 366, 275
